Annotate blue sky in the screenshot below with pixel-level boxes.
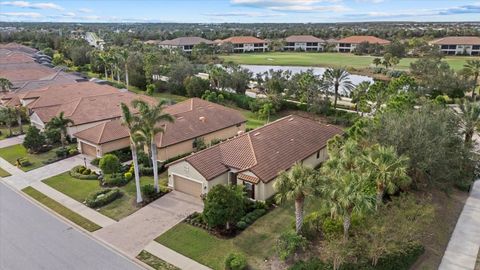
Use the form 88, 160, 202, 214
1, 0, 479, 23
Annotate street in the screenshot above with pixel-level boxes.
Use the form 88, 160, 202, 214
0, 182, 143, 270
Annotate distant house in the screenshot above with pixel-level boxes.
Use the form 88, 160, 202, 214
158, 37, 214, 53
284, 35, 325, 52
167, 115, 343, 200
74, 98, 246, 159
430, 36, 480, 56
85, 32, 105, 50
219, 36, 268, 53
336, 35, 391, 53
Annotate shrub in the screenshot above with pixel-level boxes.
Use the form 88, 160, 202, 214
139, 165, 153, 176
224, 252, 248, 270
137, 151, 150, 166
275, 231, 308, 261
110, 148, 132, 163
203, 184, 246, 230
141, 184, 156, 201
15, 157, 31, 168
322, 217, 343, 237
55, 147, 69, 158
103, 173, 129, 187
85, 188, 121, 208
236, 221, 248, 230
68, 147, 79, 156
99, 154, 121, 174
300, 212, 323, 240
23, 126, 46, 153
124, 172, 133, 181
90, 158, 100, 166
70, 165, 98, 180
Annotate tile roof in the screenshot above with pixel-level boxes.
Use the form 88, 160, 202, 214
173, 115, 343, 182
431, 36, 480, 45
159, 37, 214, 46
0, 62, 57, 83
337, 35, 390, 45
74, 98, 246, 148
221, 36, 267, 44
285, 35, 325, 43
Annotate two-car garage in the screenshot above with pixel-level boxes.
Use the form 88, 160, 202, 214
172, 175, 203, 198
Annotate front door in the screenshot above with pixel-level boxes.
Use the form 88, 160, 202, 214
244, 182, 255, 199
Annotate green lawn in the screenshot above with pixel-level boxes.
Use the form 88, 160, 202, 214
220, 52, 478, 71
0, 144, 57, 172
0, 124, 29, 140
0, 167, 11, 177
22, 186, 101, 232
43, 171, 168, 221
136, 250, 180, 270
156, 205, 295, 270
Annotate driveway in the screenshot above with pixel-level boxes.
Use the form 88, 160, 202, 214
94, 191, 203, 257
0, 134, 24, 149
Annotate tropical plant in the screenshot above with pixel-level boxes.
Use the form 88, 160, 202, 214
364, 145, 410, 208
351, 81, 370, 115
12, 106, 26, 134
459, 99, 480, 146
274, 163, 320, 234
372, 58, 382, 67
45, 112, 73, 150
0, 107, 16, 136
203, 184, 246, 230
120, 102, 143, 203
0, 78, 13, 92
118, 49, 130, 89
132, 99, 174, 193
323, 68, 354, 109
23, 126, 45, 153
463, 60, 480, 101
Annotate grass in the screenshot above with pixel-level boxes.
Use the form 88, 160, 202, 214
156, 204, 296, 270
136, 250, 180, 270
0, 144, 57, 172
0, 167, 11, 177
43, 171, 168, 221
22, 186, 101, 232
0, 124, 29, 140
220, 52, 478, 71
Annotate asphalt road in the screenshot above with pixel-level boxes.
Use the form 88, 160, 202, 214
0, 182, 143, 270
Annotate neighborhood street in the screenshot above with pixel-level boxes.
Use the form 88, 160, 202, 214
0, 182, 142, 270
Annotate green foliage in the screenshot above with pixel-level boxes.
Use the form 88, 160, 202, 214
124, 172, 133, 181
102, 173, 129, 187
224, 252, 248, 270
300, 211, 324, 240
85, 188, 121, 208
146, 83, 155, 96
15, 157, 31, 168
193, 137, 207, 151
275, 231, 308, 261
90, 158, 100, 166
201, 90, 224, 103
55, 147, 69, 158
184, 76, 209, 98
70, 165, 98, 180
23, 126, 46, 153
203, 184, 246, 230
99, 154, 121, 174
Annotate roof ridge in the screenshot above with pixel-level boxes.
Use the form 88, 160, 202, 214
246, 133, 257, 167
98, 121, 108, 144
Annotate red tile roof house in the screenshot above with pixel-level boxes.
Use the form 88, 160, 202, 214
74, 98, 247, 159
430, 36, 480, 56
167, 115, 343, 200
336, 35, 391, 53
158, 37, 214, 53
284, 35, 326, 52
218, 36, 269, 53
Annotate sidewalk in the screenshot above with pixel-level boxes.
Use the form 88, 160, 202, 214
439, 180, 480, 270
144, 241, 211, 270
30, 181, 117, 228
0, 134, 24, 149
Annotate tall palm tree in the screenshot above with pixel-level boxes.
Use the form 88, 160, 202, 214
323, 68, 354, 109
45, 112, 73, 150
351, 81, 370, 115
464, 60, 480, 101
459, 99, 480, 146
0, 78, 13, 92
13, 106, 26, 134
118, 49, 130, 89
274, 163, 319, 234
0, 107, 16, 136
132, 99, 174, 193
364, 145, 410, 208
98, 51, 109, 79
120, 103, 143, 204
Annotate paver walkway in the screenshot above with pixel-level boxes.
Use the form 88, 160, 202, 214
94, 191, 203, 257
0, 134, 24, 149
439, 180, 480, 270
144, 241, 211, 270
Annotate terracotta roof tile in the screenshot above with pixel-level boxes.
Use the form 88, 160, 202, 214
285, 35, 325, 43
337, 35, 390, 45
221, 36, 267, 44
159, 37, 214, 46
431, 36, 480, 45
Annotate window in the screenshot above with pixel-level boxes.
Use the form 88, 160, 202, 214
316, 150, 320, 159
473, 45, 480, 50
229, 172, 237, 185
244, 182, 255, 199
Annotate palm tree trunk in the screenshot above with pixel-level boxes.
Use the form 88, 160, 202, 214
473, 74, 479, 102
343, 214, 351, 241
7, 122, 12, 136
294, 196, 305, 234
17, 114, 23, 134
151, 140, 159, 193
334, 84, 339, 109
104, 67, 108, 79
376, 188, 384, 210
60, 132, 65, 149
125, 63, 129, 90
465, 130, 474, 146
131, 143, 143, 204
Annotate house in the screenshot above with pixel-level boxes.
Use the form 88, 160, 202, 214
284, 35, 325, 52
430, 36, 480, 56
219, 36, 268, 53
336, 35, 391, 53
85, 32, 105, 50
158, 37, 214, 53
74, 98, 247, 159
167, 115, 343, 200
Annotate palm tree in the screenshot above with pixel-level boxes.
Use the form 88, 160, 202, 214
132, 99, 174, 193
118, 49, 130, 89
0, 107, 16, 136
45, 112, 73, 150
372, 58, 382, 67
364, 145, 410, 208
464, 60, 480, 101
0, 78, 13, 92
323, 68, 354, 109
274, 163, 319, 234
351, 81, 370, 115
120, 103, 143, 204
459, 99, 480, 146
13, 106, 26, 134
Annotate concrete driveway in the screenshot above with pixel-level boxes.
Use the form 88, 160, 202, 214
94, 191, 203, 257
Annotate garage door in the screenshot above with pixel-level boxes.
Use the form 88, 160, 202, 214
81, 142, 97, 157
173, 175, 202, 198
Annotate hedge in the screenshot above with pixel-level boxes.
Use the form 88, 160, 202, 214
70, 165, 98, 180
102, 173, 129, 187
85, 188, 121, 208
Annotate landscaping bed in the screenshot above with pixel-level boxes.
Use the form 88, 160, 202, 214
136, 250, 180, 270
0, 144, 58, 171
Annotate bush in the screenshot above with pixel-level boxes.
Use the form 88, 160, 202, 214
103, 173, 129, 187
90, 158, 100, 166
70, 165, 98, 180
85, 188, 121, 208
68, 147, 79, 156
137, 151, 150, 166
124, 172, 133, 181
236, 221, 248, 230
300, 212, 323, 240
99, 154, 121, 174
110, 148, 132, 163
141, 184, 169, 202
322, 217, 343, 237
55, 147, 69, 158
23, 126, 46, 153
276, 231, 308, 261
139, 165, 153, 176
224, 252, 248, 270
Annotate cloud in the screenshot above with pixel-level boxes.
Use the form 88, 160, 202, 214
0, 11, 42, 18
205, 11, 286, 17
438, 4, 480, 15
355, 0, 384, 3
231, 0, 348, 13
78, 8, 93, 13
0, 1, 63, 10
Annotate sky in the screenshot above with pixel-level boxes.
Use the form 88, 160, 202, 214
0, 0, 480, 23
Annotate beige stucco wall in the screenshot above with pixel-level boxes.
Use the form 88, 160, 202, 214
157, 123, 246, 161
